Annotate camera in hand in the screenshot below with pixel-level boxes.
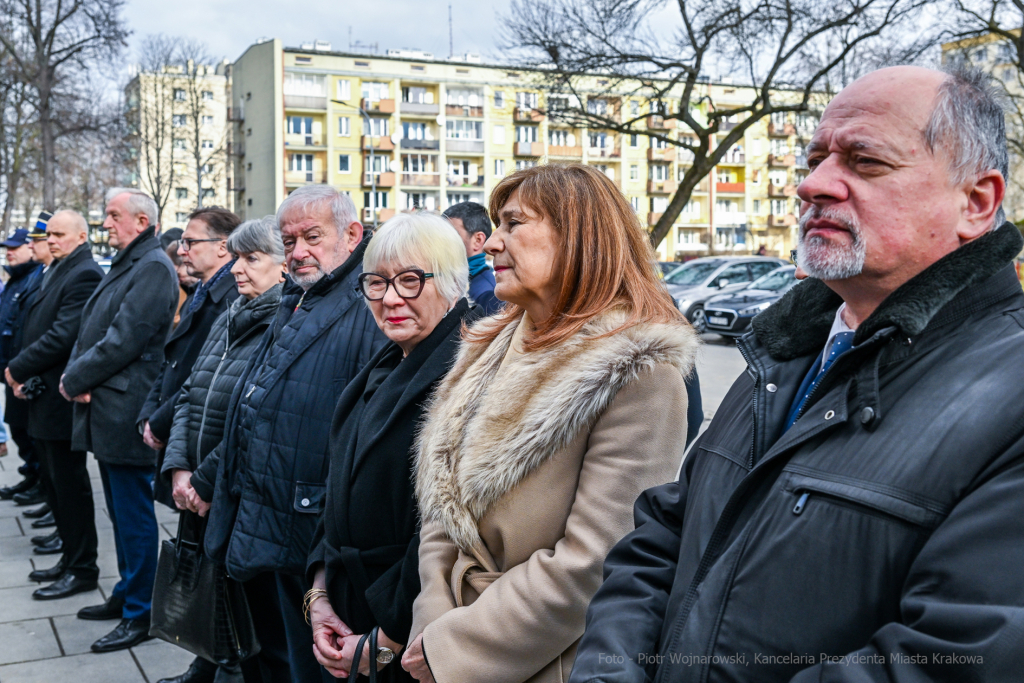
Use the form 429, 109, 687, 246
21, 376, 46, 400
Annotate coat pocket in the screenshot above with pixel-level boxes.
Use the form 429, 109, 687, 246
293, 481, 326, 513
100, 373, 130, 393
782, 470, 947, 528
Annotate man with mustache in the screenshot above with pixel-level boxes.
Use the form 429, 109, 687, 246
195, 185, 387, 683
570, 66, 1024, 682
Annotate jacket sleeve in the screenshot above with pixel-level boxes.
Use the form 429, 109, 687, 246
409, 517, 459, 641
138, 363, 168, 425
7, 268, 102, 383
788, 443, 1024, 683
364, 532, 421, 645
190, 440, 222, 502
62, 261, 176, 397
420, 364, 688, 683
161, 378, 194, 476
147, 386, 182, 442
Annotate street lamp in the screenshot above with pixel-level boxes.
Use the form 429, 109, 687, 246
331, 99, 376, 228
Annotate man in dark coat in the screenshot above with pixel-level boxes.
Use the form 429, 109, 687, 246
61, 188, 178, 654
138, 206, 240, 508
198, 185, 387, 683
0, 227, 43, 504
6, 211, 104, 599
442, 201, 502, 315
571, 67, 1024, 683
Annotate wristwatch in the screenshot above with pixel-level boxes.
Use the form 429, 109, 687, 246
376, 646, 395, 665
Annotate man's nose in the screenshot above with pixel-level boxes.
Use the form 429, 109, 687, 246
796, 157, 848, 206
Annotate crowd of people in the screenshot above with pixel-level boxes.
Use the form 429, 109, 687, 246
0, 63, 1022, 683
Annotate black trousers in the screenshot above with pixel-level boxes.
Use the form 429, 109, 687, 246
240, 572, 292, 683
37, 439, 98, 579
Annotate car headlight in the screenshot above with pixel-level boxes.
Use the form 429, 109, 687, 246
676, 298, 692, 313
738, 301, 773, 316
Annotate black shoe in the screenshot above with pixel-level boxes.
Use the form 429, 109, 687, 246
22, 502, 50, 518
90, 617, 152, 653
31, 530, 60, 546
13, 485, 45, 506
0, 475, 38, 499
30, 511, 56, 528
29, 561, 66, 583
78, 595, 125, 621
33, 535, 63, 555
32, 573, 98, 600
156, 657, 218, 683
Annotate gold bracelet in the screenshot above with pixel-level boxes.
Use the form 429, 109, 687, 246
303, 588, 329, 624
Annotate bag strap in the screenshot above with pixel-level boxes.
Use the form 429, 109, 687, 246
349, 627, 380, 682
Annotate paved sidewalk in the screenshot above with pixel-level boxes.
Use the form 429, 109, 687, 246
0, 446, 195, 683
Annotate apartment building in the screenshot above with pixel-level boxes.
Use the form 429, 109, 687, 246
125, 62, 231, 230
229, 38, 820, 259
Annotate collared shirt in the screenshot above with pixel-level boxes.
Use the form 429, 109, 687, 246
821, 303, 854, 371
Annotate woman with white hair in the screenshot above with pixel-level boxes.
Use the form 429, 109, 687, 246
306, 212, 475, 682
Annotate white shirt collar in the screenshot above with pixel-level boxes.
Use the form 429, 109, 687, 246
822, 303, 854, 371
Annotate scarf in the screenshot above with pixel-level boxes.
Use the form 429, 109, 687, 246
189, 259, 236, 314
468, 252, 489, 279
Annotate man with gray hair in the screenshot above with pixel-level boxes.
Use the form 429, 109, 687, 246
61, 188, 178, 653
571, 66, 1024, 682
199, 185, 387, 681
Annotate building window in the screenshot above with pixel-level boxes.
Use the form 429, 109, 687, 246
284, 73, 325, 97
494, 91, 504, 108
354, 60, 370, 68
446, 119, 482, 140
337, 79, 351, 100
770, 139, 788, 156
515, 125, 538, 143
201, 90, 214, 101
549, 129, 570, 146
493, 125, 505, 144
202, 188, 215, 199
770, 111, 787, 127
175, 212, 188, 222
247, 162, 252, 171
494, 159, 505, 176
402, 86, 431, 104
752, 199, 761, 213
411, 65, 426, 72
364, 117, 389, 137
339, 117, 350, 136
172, 114, 187, 127
201, 139, 213, 150
588, 132, 609, 149
364, 191, 388, 209
246, 128, 252, 136
403, 122, 428, 140
202, 115, 214, 126
630, 196, 640, 211
363, 155, 387, 174
446, 88, 481, 106
630, 164, 638, 180
515, 160, 537, 171
173, 138, 186, 150
247, 198, 253, 206
515, 91, 538, 109
651, 136, 669, 150
770, 199, 787, 215
202, 163, 213, 174
288, 116, 313, 135
448, 193, 473, 205
649, 164, 669, 181
289, 153, 314, 172
339, 154, 350, 172
175, 187, 188, 199
405, 192, 436, 210
361, 81, 389, 102
630, 134, 638, 147
174, 89, 186, 101
630, 100, 639, 116
587, 99, 608, 115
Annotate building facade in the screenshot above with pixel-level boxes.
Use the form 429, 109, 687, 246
229, 39, 820, 260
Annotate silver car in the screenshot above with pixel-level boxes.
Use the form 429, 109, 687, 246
663, 256, 788, 332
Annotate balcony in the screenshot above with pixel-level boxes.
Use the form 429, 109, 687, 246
363, 207, 396, 223
548, 145, 582, 157
448, 175, 484, 188
647, 115, 675, 129
768, 183, 797, 198
768, 213, 798, 228
767, 122, 796, 136
588, 146, 620, 159
515, 141, 543, 157
445, 104, 483, 118
648, 212, 664, 225
647, 179, 678, 194
285, 133, 325, 148
362, 135, 395, 151
768, 154, 796, 167
716, 182, 745, 194
401, 173, 440, 187
227, 141, 244, 157
362, 98, 395, 114
719, 152, 745, 165
716, 211, 747, 226
400, 138, 440, 151
227, 107, 244, 122
402, 101, 439, 116
284, 94, 326, 110
719, 119, 739, 132
285, 170, 328, 185
363, 172, 395, 188
647, 147, 675, 162
514, 107, 544, 122
446, 139, 485, 154
690, 178, 710, 193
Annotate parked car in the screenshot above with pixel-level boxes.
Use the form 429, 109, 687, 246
704, 265, 798, 338
657, 261, 682, 278
662, 256, 788, 332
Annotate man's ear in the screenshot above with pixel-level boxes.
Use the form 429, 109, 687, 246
471, 230, 487, 253
959, 169, 1006, 241
345, 220, 364, 252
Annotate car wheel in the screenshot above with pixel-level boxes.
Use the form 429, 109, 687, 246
688, 306, 707, 334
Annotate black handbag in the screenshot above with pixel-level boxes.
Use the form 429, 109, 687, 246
150, 511, 261, 666
349, 626, 380, 682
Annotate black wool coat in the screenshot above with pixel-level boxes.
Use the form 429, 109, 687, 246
8, 243, 103, 441
0, 260, 43, 369
570, 224, 1024, 683
307, 298, 475, 659
203, 237, 388, 581
63, 227, 179, 466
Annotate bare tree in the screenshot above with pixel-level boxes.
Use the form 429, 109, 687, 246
129, 34, 177, 223
505, 0, 932, 248
0, 57, 37, 236
175, 39, 225, 209
0, 0, 128, 210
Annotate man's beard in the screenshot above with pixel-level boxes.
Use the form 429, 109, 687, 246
289, 256, 328, 289
797, 206, 866, 281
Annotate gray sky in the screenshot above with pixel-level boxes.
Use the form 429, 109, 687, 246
123, 0, 507, 66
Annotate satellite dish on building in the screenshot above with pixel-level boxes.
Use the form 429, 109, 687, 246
435, 115, 444, 126
388, 160, 400, 172
390, 132, 401, 145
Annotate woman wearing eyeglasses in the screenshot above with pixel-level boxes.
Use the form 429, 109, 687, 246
306, 212, 477, 682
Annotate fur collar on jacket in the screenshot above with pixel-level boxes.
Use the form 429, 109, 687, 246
414, 310, 700, 554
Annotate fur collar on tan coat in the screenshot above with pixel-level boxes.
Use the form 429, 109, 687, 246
415, 310, 700, 554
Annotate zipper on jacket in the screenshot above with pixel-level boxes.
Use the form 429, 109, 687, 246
792, 491, 810, 515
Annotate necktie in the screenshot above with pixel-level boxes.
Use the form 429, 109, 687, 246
785, 331, 855, 430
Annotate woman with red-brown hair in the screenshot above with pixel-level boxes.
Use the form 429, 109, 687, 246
401, 164, 700, 683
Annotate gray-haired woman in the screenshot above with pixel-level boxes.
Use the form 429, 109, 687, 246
306, 212, 477, 682
157, 217, 286, 683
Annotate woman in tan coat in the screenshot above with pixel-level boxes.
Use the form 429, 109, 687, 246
402, 164, 700, 683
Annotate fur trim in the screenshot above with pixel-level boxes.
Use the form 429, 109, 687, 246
414, 311, 700, 553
